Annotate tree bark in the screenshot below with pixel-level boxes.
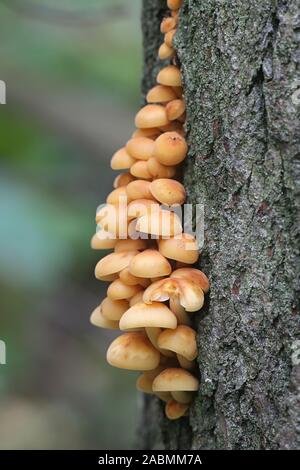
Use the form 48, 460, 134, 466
138, 0, 300, 450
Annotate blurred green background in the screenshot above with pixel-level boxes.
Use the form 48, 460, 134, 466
0, 0, 143, 449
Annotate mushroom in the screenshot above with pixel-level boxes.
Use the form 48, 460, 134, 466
165, 400, 189, 420
111, 147, 136, 170
171, 267, 210, 293
136, 210, 183, 237
107, 278, 143, 300
147, 157, 176, 179
106, 332, 160, 370
129, 249, 172, 278
167, 0, 183, 10
164, 29, 176, 48
129, 291, 145, 306
152, 368, 199, 399
169, 297, 191, 326
95, 251, 138, 280
158, 325, 197, 373
119, 268, 150, 287
130, 160, 153, 180
114, 238, 148, 253
126, 137, 155, 161
160, 16, 177, 33
127, 199, 160, 220
150, 178, 186, 206
158, 233, 199, 264
113, 172, 135, 188
146, 85, 177, 103
101, 297, 129, 321
145, 327, 175, 358
158, 43, 175, 60
157, 65, 181, 87
143, 277, 205, 312
153, 132, 188, 166
135, 104, 169, 128
119, 301, 177, 330
126, 180, 156, 201
96, 204, 128, 238
90, 230, 117, 250
90, 305, 119, 330
106, 186, 129, 205
166, 99, 186, 121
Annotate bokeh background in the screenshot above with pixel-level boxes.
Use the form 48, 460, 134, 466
0, 0, 143, 449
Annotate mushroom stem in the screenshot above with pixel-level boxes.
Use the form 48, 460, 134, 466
177, 354, 196, 370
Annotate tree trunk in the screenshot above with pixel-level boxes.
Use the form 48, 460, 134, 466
138, 0, 300, 450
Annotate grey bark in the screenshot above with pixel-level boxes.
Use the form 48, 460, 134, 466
138, 0, 300, 450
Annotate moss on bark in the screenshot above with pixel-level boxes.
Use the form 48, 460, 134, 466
138, 0, 300, 450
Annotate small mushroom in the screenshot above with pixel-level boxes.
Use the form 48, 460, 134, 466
158, 43, 175, 60
150, 178, 186, 206
147, 157, 176, 179
157, 65, 181, 87
152, 368, 199, 400
167, 0, 183, 10
129, 249, 172, 278
160, 16, 177, 33
136, 210, 183, 237
113, 172, 135, 188
164, 29, 176, 48
106, 186, 129, 205
90, 305, 119, 329
114, 238, 148, 253
127, 199, 160, 220
165, 400, 189, 420
135, 104, 169, 128
95, 251, 138, 280
129, 291, 145, 306
146, 85, 177, 103
126, 179, 156, 201
126, 137, 155, 161
153, 132, 188, 166
106, 332, 160, 370
158, 325, 197, 372
107, 278, 143, 300
101, 297, 129, 321
158, 233, 199, 264
119, 268, 150, 287
171, 267, 210, 293
111, 147, 136, 170
145, 327, 175, 357
119, 301, 177, 330
96, 204, 128, 237
90, 230, 117, 250
169, 297, 191, 326
130, 160, 153, 180
166, 99, 186, 121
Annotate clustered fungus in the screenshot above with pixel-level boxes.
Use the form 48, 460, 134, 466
90, 0, 209, 420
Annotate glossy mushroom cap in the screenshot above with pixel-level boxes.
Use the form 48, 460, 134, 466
171, 267, 210, 293
94, 251, 138, 280
130, 160, 152, 180
114, 238, 148, 253
157, 65, 182, 87
153, 132, 188, 166
119, 301, 177, 330
126, 180, 156, 201
157, 325, 197, 361
167, 0, 183, 10
158, 233, 199, 264
165, 399, 189, 420
158, 43, 175, 60
106, 332, 160, 370
136, 210, 183, 237
150, 178, 186, 205
107, 278, 143, 300
101, 297, 129, 321
127, 199, 160, 220
129, 249, 172, 278
111, 147, 136, 170
126, 137, 155, 161
147, 158, 176, 179
135, 104, 169, 128
90, 231, 117, 250
166, 99, 186, 121
146, 85, 177, 103
152, 367, 199, 391
113, 172, 135, 188
90, 305, 119, 329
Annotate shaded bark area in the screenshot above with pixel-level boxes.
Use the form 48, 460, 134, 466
138, 0, 300, 450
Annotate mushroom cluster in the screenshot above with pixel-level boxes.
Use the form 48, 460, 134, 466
90, 0, 209, 420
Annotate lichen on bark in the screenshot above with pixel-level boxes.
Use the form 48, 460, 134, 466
138, 0, 300, 450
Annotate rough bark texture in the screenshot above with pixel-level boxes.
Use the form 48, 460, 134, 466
138, 0, 300, 450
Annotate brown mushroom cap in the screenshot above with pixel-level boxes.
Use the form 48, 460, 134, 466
164, 29, 176, 48
96, 204, 128, 237
157, 65, 182, 87
145, 327, 175, 357
101, 297, 129, 321
160, 16, 177, 33
146, 85, 177, 104
150, 179, 186, 206
90, 305, 119, 329
167, 0, 183, 11
114, 238, 148, 253
106, 332, 160, 370
158, 42, 175, 60
153, 132, 188, 166
158, 233, 199, 264
171, 267, 210, 293
90, 231, 117, 250
119, 301, 177, 330
129, 249, 172, 278
126, 180, 156, 201
129, 291, 145, 306
131, 127, 161, 139
157, 325, 197, 361
107, 278, 143, 300
113, 172, 135, 189
111, 147, 136, 170
130, 160, 152, 180
135, 104, 169, 128
127, 199, 160, 220
106, 186, 129, 205
136, 210, 183, 237
165, 399, 189, 420
136, 373, 153, 394
126, 137, 155, 161
166, 99, 186, 121
152, 367, 199, 392
95, 251, 138, 280
147, 158, 176, 179
119, 268, 150, 287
